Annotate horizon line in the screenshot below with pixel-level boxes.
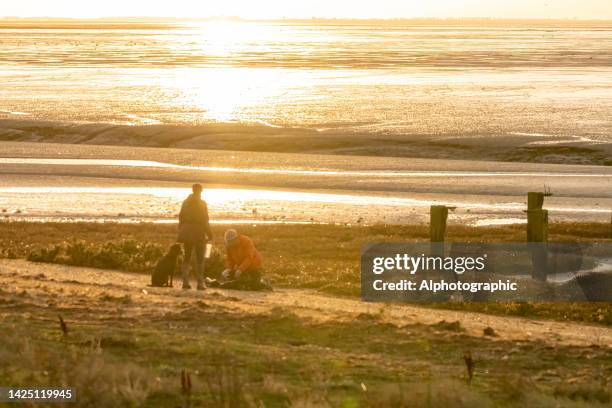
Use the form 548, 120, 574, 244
2, 16, 612, 22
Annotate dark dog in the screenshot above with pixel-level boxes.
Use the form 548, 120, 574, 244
151, 244, 182, 287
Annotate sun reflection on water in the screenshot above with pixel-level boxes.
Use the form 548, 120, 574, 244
155, 21, 297, 123
165, 67, 290, 122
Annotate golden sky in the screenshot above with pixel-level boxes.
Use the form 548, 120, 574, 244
2, 0, 611, 19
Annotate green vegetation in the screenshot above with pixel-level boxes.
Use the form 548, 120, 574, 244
1, 298, 610, 407
0, 220, 610, 325
0, 220, 610, 406
25, 239, 226, 277
26, 240, 164, 272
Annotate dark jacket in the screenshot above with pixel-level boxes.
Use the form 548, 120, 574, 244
178, 194, 213, 243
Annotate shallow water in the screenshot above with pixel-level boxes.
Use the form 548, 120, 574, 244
2, 157, 610, 178
1, 182, 606, 226
1, 21, 611, 143
1, 143, 610, 225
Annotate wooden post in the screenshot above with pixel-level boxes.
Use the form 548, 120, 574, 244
527, 192, 545, 212
526, 192, 548, 281
430, 205, 450, 294
430, 205, 449, 243
526, 192, 548, 242
527, 210, 548, 243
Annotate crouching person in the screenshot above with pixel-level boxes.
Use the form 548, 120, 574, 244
217, 229, 269, 290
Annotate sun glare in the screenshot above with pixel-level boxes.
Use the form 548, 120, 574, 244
192, 20, 248, 57
150, 21, 290, 123
164, 67, 281, 123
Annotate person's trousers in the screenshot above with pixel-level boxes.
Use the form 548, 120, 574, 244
182, 241, 205, 286
220, 269, 262, 290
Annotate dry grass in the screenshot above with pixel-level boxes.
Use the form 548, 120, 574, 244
0, 303, 609, 407
0, 251, 610, 407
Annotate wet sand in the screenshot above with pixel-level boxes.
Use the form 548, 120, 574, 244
0, 142, 610, 225
2, 21, 612, 167
2, 119, 611, 166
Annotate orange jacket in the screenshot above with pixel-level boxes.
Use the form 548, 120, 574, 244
226, 235, 262, 273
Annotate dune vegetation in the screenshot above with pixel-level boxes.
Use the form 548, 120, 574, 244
0, 220, 610, 325
1, 256, 611, 407
0, 220, 611, 406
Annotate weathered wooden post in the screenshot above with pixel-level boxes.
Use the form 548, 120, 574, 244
429, 205, 450, 298
430, 205, 449, 243
430, 205, 453, 264
526, 192, 548, 243
526, 192, 549, 281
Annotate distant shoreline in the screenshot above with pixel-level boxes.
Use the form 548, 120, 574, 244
1, 17, 612, 29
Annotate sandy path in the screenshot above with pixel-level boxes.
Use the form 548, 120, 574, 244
0, 258, 609, 348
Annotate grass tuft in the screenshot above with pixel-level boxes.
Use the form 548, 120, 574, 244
483, 327, 497, 337
463, 351, 475, 385
433, 320, 464, 332
58, 315, 69, 336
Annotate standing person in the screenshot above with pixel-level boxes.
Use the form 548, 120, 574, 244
178, 183, 213, 290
